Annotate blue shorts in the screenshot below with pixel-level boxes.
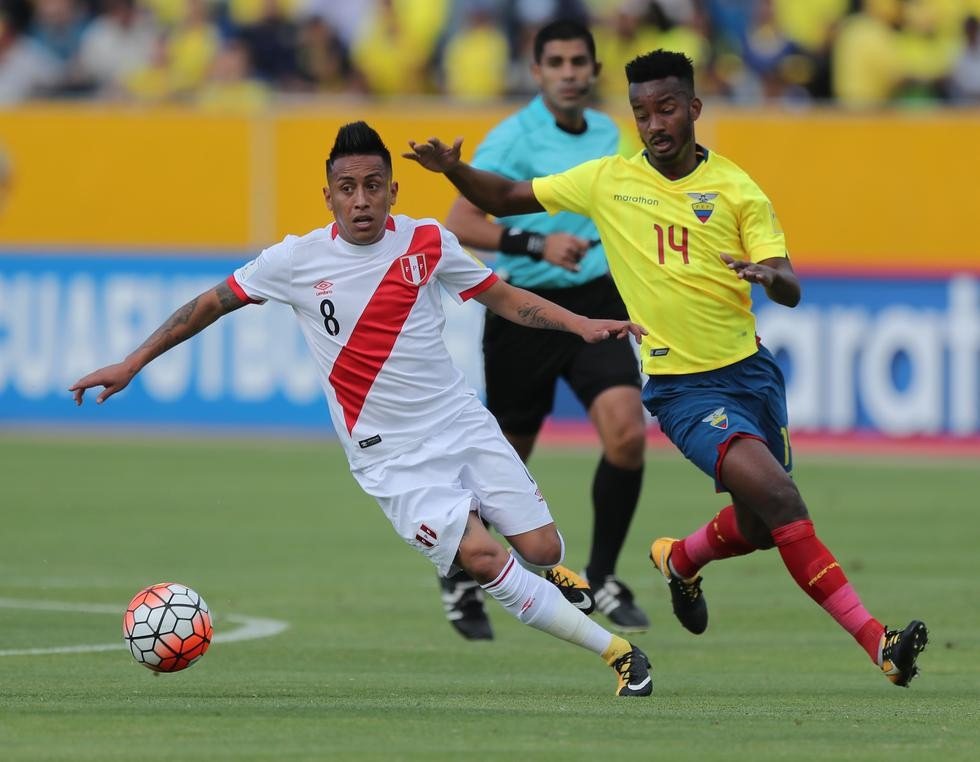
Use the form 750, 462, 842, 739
641, 345, 793, 493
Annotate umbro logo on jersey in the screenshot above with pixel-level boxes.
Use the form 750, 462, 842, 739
314, 279, 333, 296
400, 254, 428, 286
687, 192, 719, 223
702, 407, 729, 430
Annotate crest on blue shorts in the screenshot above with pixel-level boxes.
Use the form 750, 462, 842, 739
702, 407, 729, 430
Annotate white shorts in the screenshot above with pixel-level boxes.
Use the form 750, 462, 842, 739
351, 400, 554, 576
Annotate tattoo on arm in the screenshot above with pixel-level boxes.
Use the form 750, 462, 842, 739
136, 296, 202, 356
216, 280, 246, 313
517, 304, 563, 330
135, 283, 244, 359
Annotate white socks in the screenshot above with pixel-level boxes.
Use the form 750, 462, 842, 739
481, 553, 613, 655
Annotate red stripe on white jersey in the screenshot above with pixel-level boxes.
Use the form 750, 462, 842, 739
328, 224, 443, 435
459, 273, 499, 301
226, 275, 263, 304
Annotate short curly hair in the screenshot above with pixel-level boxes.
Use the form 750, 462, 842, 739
625, 50, 695, 93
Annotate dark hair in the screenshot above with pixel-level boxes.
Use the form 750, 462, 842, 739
625, 49, 695, 92
326, 121, 392, 178
533, 18, 596, 63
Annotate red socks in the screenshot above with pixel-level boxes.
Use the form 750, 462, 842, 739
672, 511, 885, 663
772, 519, 883, 662
670, 504, 756, 579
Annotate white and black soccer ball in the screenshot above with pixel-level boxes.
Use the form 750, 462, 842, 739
123, 582, 213, 673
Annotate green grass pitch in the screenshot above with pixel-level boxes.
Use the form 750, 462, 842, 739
0, 433, 977, 761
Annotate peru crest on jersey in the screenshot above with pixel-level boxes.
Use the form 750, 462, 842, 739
400, 254, 428, 285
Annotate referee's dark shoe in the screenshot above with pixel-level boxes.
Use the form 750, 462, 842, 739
439, 570, 493, 641
588, 574, 650, 633
650, 537, 708, 634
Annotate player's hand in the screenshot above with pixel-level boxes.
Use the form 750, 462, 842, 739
578, 318, 647, 344
542, 233, 589, 272
69, 363, 137, 405
403, 137, 463, 173
721, 253, 776, 287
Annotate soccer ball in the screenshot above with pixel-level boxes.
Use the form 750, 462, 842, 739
123, 582, 213, 673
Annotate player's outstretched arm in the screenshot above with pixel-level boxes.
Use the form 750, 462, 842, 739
474, 280, 646, 344
445, 196, 505, 251
445, 196, 588, 272
70, 280, 247, 405
721, 253, 801, 307
403, 137, 544, 218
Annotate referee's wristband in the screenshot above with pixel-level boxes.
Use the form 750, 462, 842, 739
499, 227, 546, 260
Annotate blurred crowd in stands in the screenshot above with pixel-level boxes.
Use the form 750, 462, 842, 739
1, 0, 979, 110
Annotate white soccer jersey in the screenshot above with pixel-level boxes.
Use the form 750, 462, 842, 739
229, 214, 498, 466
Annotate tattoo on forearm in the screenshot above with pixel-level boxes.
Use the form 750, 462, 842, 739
137, 297, 201, 354
517, 304, 563, 330
216, 281, 243, 312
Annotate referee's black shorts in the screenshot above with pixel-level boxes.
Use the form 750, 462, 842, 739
482, 275, 641, 436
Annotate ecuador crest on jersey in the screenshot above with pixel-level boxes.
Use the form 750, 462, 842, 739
687, 192, 719, 224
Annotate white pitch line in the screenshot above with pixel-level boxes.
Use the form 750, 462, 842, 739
0, 598, 120, 615
0, 598, 288, 656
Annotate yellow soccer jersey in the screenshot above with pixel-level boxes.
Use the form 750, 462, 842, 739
533, 148, 788, 375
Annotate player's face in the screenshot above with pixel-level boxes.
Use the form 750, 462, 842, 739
629, 77, 701, 173
532, 38, 599, 119
323, 155, 398, 245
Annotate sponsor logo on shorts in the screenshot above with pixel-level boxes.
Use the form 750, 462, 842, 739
415, 523, 438, 548
702, 407, 729, 430
650, 347, 670, 357
358, 434, 382, 448
314, 279, 333, 296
